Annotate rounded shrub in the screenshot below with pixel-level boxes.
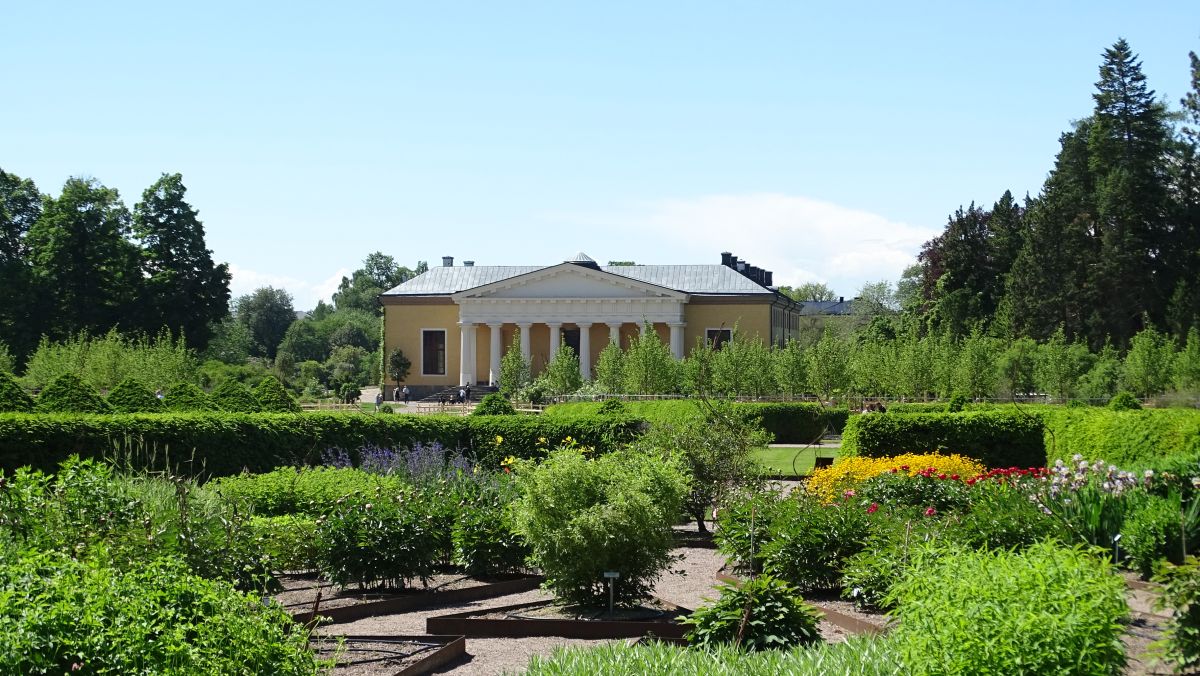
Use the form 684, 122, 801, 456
254, 375, 300, 413
0, 370, 34, 412
105, 377, 163, 413
684, 575, 823, 651
510, 447, 689, 606
472, 392, 517, 416
1123, 493, 1186, 578
947, 392, 969, 413
35, 373, 112, 414
760, 493, 875, 591
452, 481, 529, 576
164, 382, 216, 411
210, 379, 262, 413
1108, 391, 1143, 411
597, 399, 628, 416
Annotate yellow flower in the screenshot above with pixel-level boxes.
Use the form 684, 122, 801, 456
538, 437, 548, 445
494, 435, 504, 446
501, 455, 518, 466
806, 453, 986, 504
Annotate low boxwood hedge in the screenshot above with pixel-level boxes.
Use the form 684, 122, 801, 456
0, 412, 647, 477
841, 410, 1046, 469
546, 400, 846, 443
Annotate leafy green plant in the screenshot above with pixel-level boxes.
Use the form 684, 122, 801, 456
317, 491, 443, 588
0, 371, 33, 413
510, 447, 689, 606
164, 382, 215, 411
857, 468, 970, 513
1123, 493, 1187, 577
887, 542, 1128, 675
684, 575, 823, 651
105, 376, 163, 413
210, 378, 262, 413
760, 493, 874, 591
955, 479, 1062, 551
472, 392, 517, 416
452, 479, 529, 576
35, 373, 112, 414
946, 392, 968, 412
713, 488, 794, 575
250, 514, 322, 572
255, 375, 301, 412
597, 398, 627, 416
841, 511, 948, 610
1154, 556, 1200, 672
1108, 390, 1143, 410
841, 409, 1046, 469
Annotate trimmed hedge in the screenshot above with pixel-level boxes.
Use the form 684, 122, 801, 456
0, 371, 34, 413
106, 377, 163, 413
254, 376, 300, 413
546, 400, 846, 443
210, 380, 262, 413
1042, 407, 1200, 468
36, 373, 112, 414
0, 412, 648, 477
841, 410, 1046, 469
165, 383, 216, 412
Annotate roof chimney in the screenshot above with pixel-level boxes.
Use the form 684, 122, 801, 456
747, 265, 760, 282
736, 261, 747, 273
764, 270, 773, 287
839, 296, 844, 303
442, 256, 454, 267
463, 260, 474, 267
721, 252, 733, 267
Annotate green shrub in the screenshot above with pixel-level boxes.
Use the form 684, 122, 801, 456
472, 392, 517, 416
1108, 390, 1143, 410
35, 373, 112, 414
1121, 493, 1192, 578
857, 470, 971, 513
0, 551, 318, 675
0, 371, 33, 413
249, 515, 322, 572
947, 392, 968, 412
1042, 407, 1200, 467
684, 575, 822, 651
1154, 556, 1200, 672
210, 379, 262, 413
841, 512, 949, 611
888, 542, 1128, 675
546, 400, 838, 443
841, 410, 1046, 469
0, 412, 646, 477
760, 493, 875, 591
254, 376, 300, 413
597, 399, 628, 416
713, 488, 793, 574
452, 479, 529, 576
215, 466, 406, 516
164, 382, 216, 411
955, 479, 1063, 551
510, 447, 689, 606
885, 401, 951, 414
105, 377, 163, 413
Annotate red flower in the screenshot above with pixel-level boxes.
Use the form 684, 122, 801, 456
938, 473, 947, 480
950, 474, 959, 480
867, 503, 879, 514
924, 507, 937, 517
890, 468, 898, 474
966, 478, 976, 486
900, 465, 910, 471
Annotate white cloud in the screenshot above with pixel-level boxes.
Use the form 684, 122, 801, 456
228, 263, 351, 311
583, 193, 939, 297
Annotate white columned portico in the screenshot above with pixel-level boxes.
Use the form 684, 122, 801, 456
547, 322, 562, 363
518, 323, 532, 363
488, 323, 503, 386
608, 322, 621, 345
459, 322, 476, 385
669, 322, 686, 359
578, 322, 593, 380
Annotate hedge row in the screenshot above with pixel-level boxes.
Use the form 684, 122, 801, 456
1041, 407, 1200, 468
0, 412, 647, 477
545, 400, 848, 443
841, 410, 1047, 469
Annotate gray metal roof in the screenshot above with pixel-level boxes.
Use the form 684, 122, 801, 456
797, 299, 855, 315
381, 263, 773, 296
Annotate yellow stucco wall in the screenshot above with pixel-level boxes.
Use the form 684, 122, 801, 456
684, 302, 771, 352
382, 301, 460, 387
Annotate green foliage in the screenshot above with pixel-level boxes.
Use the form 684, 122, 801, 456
209, 378, 263, 413
0, 371, 33, 412
1124, 325, 1176, 397
1108, 390, 1142, 410
954, 479, 1062, 551
547, 400, 837, 444
105, 376, 163, 413
164, 382, 215, 411
759, 494, 874, 591
1123, 493, 1188, 577
317, 489, 445, 588
594, 340, 625, 392
545, 344, 583, 395
472, 392, 517, 416
623, 323, 679, 394
499, 340, 531, 396
857, 470, 971, 513
1042, 407, 1200, 467
1034, 327, 1093, 402
1176, 328, 1200, 393
597, 398, 627, 416
1154, 556, 1200, 672
510, 447, 689, 606
841, 410, 1046, 469
215, 466, 406, 516
684, 575, 823, 651
35, 373, 112, 414
841, 512, 949, 611
0, 412, 647, 477
806, 326, 850, 399
249, 515, 322, 572
387, 347, 411, 386
524, 637, 901, 675
233, 286, 294, 359
254, 375, 300, 413
946, 392, 968, 413
452, 478, 529, 576
888, 543, 1128, 675
22, 329, 196, 392
0, 551, 319, 675
714, 489, 790, 574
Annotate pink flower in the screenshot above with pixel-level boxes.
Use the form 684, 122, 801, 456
924, 507, 937, 517
843, 489, 856, 498
866, 503, 879, 514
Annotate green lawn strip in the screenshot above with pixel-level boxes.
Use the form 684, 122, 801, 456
752, 446, 838, 477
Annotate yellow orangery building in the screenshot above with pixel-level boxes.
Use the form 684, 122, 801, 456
380, 252, 802, 395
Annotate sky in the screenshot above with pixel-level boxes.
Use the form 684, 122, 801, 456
3, 2, 1199, 310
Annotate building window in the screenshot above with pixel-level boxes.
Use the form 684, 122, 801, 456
706, 328, 732, 350
422, 329, 446, 375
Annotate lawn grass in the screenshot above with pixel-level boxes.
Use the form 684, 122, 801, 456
752, 445, 838, 477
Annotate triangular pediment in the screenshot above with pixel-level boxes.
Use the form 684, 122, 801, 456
452, 263, 688, 301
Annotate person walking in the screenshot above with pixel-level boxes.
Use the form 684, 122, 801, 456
374, 391, 383, 412
458, 386, 466, 405
401, 385, 410, 404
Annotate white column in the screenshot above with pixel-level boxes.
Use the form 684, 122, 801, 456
608, 322, 621, 346
578, 322, 593, 380
547, 322, 562, 363
458, 322, 475, 385
488, 323, 503, 386
639, 321, 650, 335
669, 322, 685, 360
518, 323, 532, 363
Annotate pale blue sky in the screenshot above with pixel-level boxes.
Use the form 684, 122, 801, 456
3, 2, 1199, 309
